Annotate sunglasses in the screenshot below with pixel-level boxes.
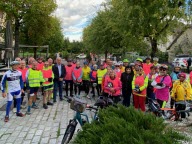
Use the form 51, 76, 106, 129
179, 76, 185, 78
159, 68, 167, 71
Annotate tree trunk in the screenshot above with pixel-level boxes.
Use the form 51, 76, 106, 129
105, 50, 108, 60
150, 38, 158, 58
14, 19, 20, 58
34, 47, 37, 59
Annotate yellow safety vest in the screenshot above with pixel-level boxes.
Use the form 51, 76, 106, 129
97, 69, 107, 84
28, 68, 44, 87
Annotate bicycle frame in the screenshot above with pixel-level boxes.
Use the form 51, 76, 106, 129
75, 108, 98, 126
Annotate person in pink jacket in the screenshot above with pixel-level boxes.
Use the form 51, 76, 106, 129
72, 62, 83, 97
104, 70, 122, 103
64, 59, 74, 97
151, 64, 172, 108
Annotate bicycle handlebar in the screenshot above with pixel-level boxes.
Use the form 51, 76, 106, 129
86, 105, 98, 111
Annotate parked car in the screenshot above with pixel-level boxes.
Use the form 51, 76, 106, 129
76, 54, 86, 59
172, 55, 191, 68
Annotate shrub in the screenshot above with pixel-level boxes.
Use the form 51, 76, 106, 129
74, 105, 188, 144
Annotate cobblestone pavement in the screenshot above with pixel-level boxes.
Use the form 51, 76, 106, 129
0, 91, 97, 144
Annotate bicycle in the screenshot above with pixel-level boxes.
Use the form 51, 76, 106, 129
61, 97, 98, 144
147, 98, 191, 121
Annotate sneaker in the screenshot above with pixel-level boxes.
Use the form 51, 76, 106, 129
13, 108, 17, 113
32, 105, 39, 109
60, 98, 64, 101
53, 100, 57, 103
43, 104, 48, 109
47, 102, 53, 106
16, 112, 25, 117
4, 116, 9, 122
26, 111, 31, 115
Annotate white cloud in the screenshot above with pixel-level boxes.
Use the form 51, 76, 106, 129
54, 0, 106, 41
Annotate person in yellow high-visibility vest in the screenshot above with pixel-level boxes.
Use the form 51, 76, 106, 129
26, 61, 45, 115
97, 63, 107, 95
41, 61, 54, 109
47, 58, 54, 99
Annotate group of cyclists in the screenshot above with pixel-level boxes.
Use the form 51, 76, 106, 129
1, 55, 192, 123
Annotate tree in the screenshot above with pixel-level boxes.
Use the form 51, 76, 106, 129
83, 11, 123, 59
109, 0, 189, 57
83, 0, 191, 58
0, 0, 57, 57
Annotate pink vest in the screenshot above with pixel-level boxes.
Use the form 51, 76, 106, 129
42, 69, 52, 84
104, 76, 122, 96
143, 63, 153, 75
17, 67, 28, 82
65, 65, 73, 80
133, 75, 146, 96
73, 68, 82, 82
37, 63, 44, 70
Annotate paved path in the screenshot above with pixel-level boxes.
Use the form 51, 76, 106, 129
0, 91, 96, 144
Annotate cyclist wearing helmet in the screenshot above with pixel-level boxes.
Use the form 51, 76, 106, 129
1, 61, 25, 122
121, 59, 129, 72
89, 64, 99, 98
170, 65, 182, 108
171, 72, 191, 120
151, 64, 172, 108
97, 63, 107, 95
153, 57, 160, 67
170, 65, 181, 83
114, 62, 122, 79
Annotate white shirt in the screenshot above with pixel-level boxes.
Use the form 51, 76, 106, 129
58, 64, 61, 77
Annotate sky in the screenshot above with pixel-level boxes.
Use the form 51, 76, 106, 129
54, 0, 106, 41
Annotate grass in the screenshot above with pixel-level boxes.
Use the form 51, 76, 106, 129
57, 123, 61, 138
53, 110, 57, 120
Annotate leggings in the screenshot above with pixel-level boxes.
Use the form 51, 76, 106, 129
65, 80, 73, 96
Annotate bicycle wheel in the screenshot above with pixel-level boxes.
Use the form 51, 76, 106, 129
62, 121, 77, 144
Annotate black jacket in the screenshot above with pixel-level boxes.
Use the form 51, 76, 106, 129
52, 64, 66, 81
121, 72, 134, 91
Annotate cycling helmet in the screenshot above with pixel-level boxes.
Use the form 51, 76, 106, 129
118, 61, 123, 65
146, 56, 151, 60
136, 58, 143, 63
123, 59, 129, 63
84, 61, 88, 65
159, 64, 168, 70
174, 64, 181, 68
10, 61, 20, 66
153, 57, 159, 61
